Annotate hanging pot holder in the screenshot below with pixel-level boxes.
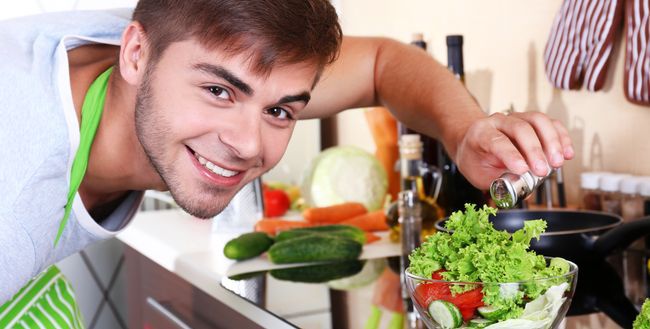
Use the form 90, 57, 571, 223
544, 0, 624, 91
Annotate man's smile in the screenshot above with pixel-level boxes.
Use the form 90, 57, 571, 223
186, 146, 245, 186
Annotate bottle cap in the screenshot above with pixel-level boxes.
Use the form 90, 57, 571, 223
412, 33, 424, 42
620, 176, 642, 195
580, 171, 609, 190
490, 177, 517, 208
599, 173, 630, 192
639, 178, 650, 197
446, 35, 463, 47
399, 134, 423, 159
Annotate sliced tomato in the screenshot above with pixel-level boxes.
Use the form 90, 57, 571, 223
431, 269, 446, 280
415, 284, 484, 311
451, 288, 484, 309
414, 282, 451, 307
459, 307, 476, 321
416, 269, 484, 313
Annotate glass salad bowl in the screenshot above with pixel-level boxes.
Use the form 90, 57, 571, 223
404, 259, 578, 329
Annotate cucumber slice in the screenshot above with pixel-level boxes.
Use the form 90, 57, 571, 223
477, 306, 507, 321
468, 318, 496, 328
427, 300, 463, 329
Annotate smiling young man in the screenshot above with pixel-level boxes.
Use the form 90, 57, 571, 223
0, 0, 573, 326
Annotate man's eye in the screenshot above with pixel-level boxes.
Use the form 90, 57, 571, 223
207, 86, 230, 100
266, 107, 292, 120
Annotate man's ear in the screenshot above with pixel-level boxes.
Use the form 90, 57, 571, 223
119, 21, 148, 85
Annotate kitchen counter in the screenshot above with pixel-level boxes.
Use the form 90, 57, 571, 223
117, 209, 297, 328
117, 209, 631, 329
117, 208, 403, 328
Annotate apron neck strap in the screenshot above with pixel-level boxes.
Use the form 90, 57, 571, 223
55, 67, 113, 246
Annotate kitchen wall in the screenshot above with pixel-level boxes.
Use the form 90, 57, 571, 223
335, 0, 650, 207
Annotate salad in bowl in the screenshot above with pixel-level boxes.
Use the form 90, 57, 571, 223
405, 205, 578, 329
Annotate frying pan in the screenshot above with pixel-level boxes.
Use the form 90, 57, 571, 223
435, 209, 650, 264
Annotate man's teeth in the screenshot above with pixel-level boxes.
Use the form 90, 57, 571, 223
195, 154, 239, 177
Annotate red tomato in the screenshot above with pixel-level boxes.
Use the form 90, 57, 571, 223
459, 307, 476, 321
431, 270, 446, 280
452, 288, 484, 309
414, 270, 484, 313
414, 282, 451, 307
263, 189, 290, 217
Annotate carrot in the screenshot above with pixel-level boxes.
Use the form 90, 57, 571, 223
364, 232, 381, 244
302, 202, 367, 224
340, 210, 388, 232
364, 107, 400, 201
254, 218, 311, 236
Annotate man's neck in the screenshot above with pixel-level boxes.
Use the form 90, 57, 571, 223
68, 44, 161, 210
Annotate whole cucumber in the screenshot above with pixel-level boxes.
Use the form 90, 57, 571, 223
268, 234, 362, 264
223, 232, 274, 260
275, 225, 366, 244
270, 260, 364, 283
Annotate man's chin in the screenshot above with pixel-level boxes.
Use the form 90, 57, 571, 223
177, 201, 227, 219
169, 191, 232, 219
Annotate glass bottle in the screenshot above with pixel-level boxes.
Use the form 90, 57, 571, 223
580, 171, 607, 211
436, 35, 487, 215
620, 176, 644, 220
599, 173, 629, 216
398, 33, 439, 192
398, 189, 422, 329
388, 134, 443, 242
639, 178, 650, 299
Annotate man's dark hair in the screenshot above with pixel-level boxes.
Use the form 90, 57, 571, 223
132, 0, 342, 76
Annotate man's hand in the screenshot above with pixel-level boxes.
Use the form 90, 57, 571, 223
453, 111, 574, 190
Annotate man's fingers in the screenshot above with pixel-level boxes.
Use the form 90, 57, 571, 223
510, 112, 564, 168
552, 119, 575, 159
490, 113, 549, 176
486, 129, 529, 175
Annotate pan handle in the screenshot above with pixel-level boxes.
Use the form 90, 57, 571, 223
592, 216, 650, 258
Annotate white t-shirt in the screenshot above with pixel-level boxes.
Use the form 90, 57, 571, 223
0, 9, 143, 303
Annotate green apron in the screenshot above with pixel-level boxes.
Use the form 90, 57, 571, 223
0, 67, 113, 328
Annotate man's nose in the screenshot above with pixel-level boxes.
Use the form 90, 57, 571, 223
219, 112, 262, 161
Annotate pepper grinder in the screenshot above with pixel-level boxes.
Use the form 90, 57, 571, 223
490, 167, 553, 209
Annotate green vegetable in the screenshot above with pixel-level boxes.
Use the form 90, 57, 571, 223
477, 306, 507, 321
301, 146, 388, 211
408, 204, 571, 320
634, 298, 650, 329
328, 258, 386, 290
428, 300, 463, 328
468, 318, 495, 328
223, 232, 274, 261
270, 260, 364, 283
485, 282, 569, 328
275, 224, 366, 244
268, 234, 362, 264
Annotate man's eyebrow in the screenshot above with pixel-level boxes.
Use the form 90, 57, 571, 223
192, 63, 253, 96
277, 92, 311, 105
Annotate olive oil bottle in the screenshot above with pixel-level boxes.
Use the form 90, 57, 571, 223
387, 134, 444, 242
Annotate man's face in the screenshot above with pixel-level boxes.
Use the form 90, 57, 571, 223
135, 39, 317, 218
